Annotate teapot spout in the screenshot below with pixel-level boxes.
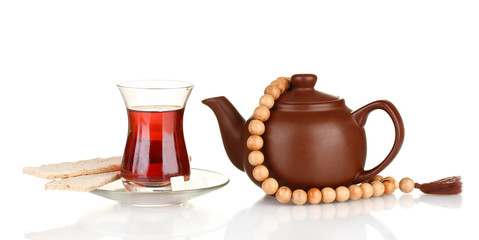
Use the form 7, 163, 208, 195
202, 96, 245, 171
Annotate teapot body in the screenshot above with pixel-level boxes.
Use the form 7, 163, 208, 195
243, 99, 367, 189
203, 74, 404, 191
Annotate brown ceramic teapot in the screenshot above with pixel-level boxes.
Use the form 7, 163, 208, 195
203, 74, 405, 189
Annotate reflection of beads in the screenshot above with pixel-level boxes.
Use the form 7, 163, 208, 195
248, 77, 419, 205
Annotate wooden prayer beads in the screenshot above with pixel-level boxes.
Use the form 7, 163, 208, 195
262, 178, 279, 195
253, 106, 270, 122
246, 135, 263, 151
348, 185, 362, 200
371, 181, 385, 197
276, 186, 292, 203
252, 165, 269, 181
248, 151, 264, 166
382, 180, 396, 195
248, 120, 265, 136
399, 177, 415, 193
307, 188, 322, 204
246, 76, 454, 205
360, 183, 374, 199
292, 189, 308, 205
335, 186, 350, 202
264, 84, 281, 100
321, 187, 336, 203
259, 94, 275, 109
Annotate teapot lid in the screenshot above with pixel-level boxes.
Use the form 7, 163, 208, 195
278, 74, 340, 104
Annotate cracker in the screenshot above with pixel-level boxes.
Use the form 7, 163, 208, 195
45, 171, 121, 192
23, 156, 122, 179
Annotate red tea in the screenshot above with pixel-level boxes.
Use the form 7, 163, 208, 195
121, 105, 190, 186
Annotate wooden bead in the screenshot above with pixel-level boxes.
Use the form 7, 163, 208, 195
246, 135, 263, 151
264, 85, 281, 100
371, 181, 385, 197
248, 150, 264, 166
382, 180, 396, 195
252, 165, 269, 181
270, 79, 287, 93
276, 186, 292, 203
248, 120, 265, 135
382, 176, 399, 189
277, 77, 290, 90
348, 185, 363, 201
259, 94, 275, 109
383, 176, 396, 182
253, 106, 270, 122
360, 183, 374, 199
321, 187, 336, 203
399, 177, 415, 193
292, 189, 308, 205
335, 186, 350, 202
307, 188, 322, 204
262, 178, 279, 195
371, 175, 383, 182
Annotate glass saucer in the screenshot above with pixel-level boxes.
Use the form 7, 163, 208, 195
91, 168, 229, 206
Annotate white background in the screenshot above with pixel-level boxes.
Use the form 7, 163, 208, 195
1, 0, 478, 239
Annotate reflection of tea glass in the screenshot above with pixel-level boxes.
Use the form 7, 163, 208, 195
118, 80, 193, 192
25, 203, 228, 239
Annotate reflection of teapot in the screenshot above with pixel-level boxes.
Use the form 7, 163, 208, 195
224, 196, 398, 240
203, 74, 405, 189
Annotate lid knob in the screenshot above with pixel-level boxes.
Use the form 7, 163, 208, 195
291, 74, 317, 89
278, 73, 340, 104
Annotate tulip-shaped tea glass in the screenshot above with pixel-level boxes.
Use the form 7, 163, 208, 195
118, 80, 193, 192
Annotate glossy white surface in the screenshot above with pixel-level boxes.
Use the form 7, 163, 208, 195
2, 0, 478, 239
13, 173, 477, 239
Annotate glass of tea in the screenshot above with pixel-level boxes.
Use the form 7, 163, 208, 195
117, 80, 193, 191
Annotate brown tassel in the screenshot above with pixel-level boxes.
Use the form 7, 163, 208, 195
414, 176, 462, 195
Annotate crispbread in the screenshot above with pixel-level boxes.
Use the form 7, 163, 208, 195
45, 171, 121, 192
23, 156, 122, 179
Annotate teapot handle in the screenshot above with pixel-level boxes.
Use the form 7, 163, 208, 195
352, 100, 405, 183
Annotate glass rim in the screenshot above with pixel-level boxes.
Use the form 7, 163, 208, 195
117, 80, 194, 90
